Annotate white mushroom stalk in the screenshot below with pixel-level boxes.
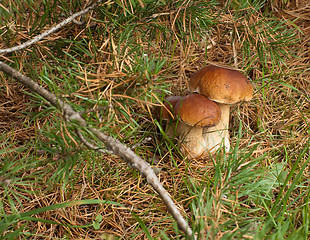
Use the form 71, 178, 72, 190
175, 121, 207, 159
202, 103, 230, 153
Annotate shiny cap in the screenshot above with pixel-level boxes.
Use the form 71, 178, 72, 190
189, 65, 253, 104
173, 94, 221, 127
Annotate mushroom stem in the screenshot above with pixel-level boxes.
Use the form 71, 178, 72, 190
218, 103, 230, 140
175, 121, 206, 159
202, 103, 230, 152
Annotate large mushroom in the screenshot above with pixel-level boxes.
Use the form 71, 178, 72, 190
159, 93, 221, 159
189, 64, 253, 152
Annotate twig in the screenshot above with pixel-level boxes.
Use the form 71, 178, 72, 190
231, 32, 238, 68
75, 128, 113, 154
131, 137, 152, 150
0, 60, 195, 238
0, 0, 102, 55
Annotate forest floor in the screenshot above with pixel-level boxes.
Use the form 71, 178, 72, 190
0, 0, 309, 239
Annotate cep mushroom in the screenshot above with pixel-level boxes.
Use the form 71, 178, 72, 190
189, 64, 253, 152
172, 93, 221, 158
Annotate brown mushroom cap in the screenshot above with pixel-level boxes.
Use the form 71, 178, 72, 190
173, 94, 221, 127
158, 96, 184, 120
189, 65, 253, 104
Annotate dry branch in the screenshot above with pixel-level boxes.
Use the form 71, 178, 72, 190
0, 60, 195, 238
0, 0, 102, 55
0, 1, 196, 236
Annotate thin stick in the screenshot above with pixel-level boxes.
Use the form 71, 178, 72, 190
0, 0, 102, 55
0, 60, 195, 238
232, 34, 238, 68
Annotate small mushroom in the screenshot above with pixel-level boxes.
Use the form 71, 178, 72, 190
189, 64, 253, 152
157, 95, 184, 137
172, 93, 221, 158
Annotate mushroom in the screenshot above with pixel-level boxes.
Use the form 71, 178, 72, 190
157, 95, 184, 138
189, 64, 253, 152
172, 93, 221, 158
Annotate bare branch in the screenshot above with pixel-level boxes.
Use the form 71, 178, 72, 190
0, 60, 195, 238
0, 0, 102, 55
131, 137, 152, 150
